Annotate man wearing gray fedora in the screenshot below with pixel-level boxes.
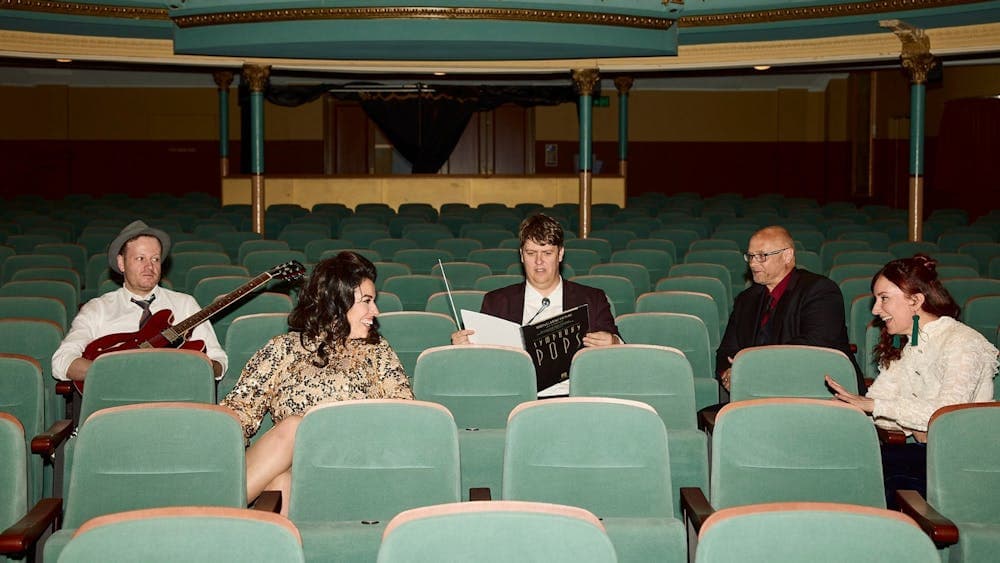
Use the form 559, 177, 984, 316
52, 220, 228, 382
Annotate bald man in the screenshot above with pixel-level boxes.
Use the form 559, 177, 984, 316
716, 226, 863, 394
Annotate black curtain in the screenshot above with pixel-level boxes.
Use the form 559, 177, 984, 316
240, 83, 576, 174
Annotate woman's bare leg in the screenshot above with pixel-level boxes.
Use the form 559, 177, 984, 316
246, 416, 301, 503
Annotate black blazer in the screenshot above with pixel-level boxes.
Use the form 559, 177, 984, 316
480, 279, 620, 337
716, 268, 864, 391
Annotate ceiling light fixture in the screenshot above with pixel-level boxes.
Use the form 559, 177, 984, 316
433, 72, 446, 76
56, 58, 72, 63
753, 65, 771, 71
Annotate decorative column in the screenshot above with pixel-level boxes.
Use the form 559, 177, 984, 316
572, 68, 600, 239
242, 64, 270, 235
881, 20, 937, 242
212, 71, 234, 179
614, 76, 633, 179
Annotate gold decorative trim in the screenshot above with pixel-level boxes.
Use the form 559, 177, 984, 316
679, 0, 988, 27
172, 6, 674, 30
0, 0, 168, 20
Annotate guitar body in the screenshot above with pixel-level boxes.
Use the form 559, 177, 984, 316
77, 309, 205, 394
74, 259, 305, 395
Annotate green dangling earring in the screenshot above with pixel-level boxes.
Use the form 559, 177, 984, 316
910, 314, 920, 347
892, 334, 901, 348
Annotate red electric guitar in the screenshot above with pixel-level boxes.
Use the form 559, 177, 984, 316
76, 260, 306, 394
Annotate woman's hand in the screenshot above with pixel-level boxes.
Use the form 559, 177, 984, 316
826, 375, 874, 413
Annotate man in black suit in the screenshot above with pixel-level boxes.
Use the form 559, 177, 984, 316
716, 225, 863, 393
451, 214, 620, 345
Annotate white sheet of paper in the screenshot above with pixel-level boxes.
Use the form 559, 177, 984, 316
460, 309, 524, 348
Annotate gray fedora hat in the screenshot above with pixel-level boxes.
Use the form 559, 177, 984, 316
107, 220, 171, 274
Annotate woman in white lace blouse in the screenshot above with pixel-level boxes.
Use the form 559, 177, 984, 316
827, 254, 998, 505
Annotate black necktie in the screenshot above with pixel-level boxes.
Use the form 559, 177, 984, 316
131, 294, 156, 329
756, 295, 776, 345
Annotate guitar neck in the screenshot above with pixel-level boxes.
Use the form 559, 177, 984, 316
171, 271, 275, 335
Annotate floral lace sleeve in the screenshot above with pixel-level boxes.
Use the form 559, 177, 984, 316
220, 335, 289, 441
368, 337, 413, 399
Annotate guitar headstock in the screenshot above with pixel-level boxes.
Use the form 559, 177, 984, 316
269, 260, 307, 281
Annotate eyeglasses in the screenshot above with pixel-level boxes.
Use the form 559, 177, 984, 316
743, 248, 787, 263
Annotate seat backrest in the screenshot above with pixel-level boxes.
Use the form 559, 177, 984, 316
0, 412, 27, 531
684, 250, 747, 289
192, 275, 254, 308
942, 277, 1000, 309
165, 251, 231, 292
0, 279, 78, 318
242, 250, 307, 277
413, 345, 536, 429
616, 312, 712, 377
0, 354, 45, 505
570, 344, 696, 430
290, 399, 460, 521
565, 238, 613, 262
711, 398, 885, 510
650, 228, 700, 257
302, 238, 351, 263
382, 275, 448, 311
393, 249, 454, 275
467, 249, 521, 274
828, 263, 881, 286
927, 402, 1000, 524
655, 276, 728, 324
377, 312, 457, 380
377, 501, 616, 563
1, 253, 72, 284
220, 313, 289, 400
370, 238, 418, 261
730, 345, 858, 402
503, 397, 675, 518
184, 264, 250, 295
590, 262, 651, 296
60, 506, 305, 563
963, 295, 1000, 343
634, 290, 720, 349
431, 261, 491, 291
0, 295, 67, 331
569, 275, 634, 316
474, 274, 524, 292
424, 290, 485, 317
433, 237, 482, 260
610, 248, 673, 286
64, 402, 246, 527
696, 502, 938, 563
819, 240, 869, 272
831, 250, 893, 268
562, 249, 602, 274
212, 291, 294, 344
79, 348, 217, 423
669, 263, 733, 304
0, 318, 64, 427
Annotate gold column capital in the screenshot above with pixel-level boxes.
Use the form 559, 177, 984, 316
572, 68, 600, 96
242, 64, 271, 93
613, 76, 634, 95
212, 70, 234, 90
880, 19, 937, 84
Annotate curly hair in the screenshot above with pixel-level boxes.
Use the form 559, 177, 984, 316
288, 251, 379, 367
519, 213, 565, 248
871, 253, 960, 368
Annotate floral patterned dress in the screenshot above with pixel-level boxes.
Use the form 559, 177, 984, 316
221, 332, 412, 442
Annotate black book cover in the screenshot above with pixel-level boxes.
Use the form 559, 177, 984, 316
520, 304, 589, 391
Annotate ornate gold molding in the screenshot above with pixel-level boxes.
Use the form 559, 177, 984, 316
0, 0, 167, 20
679, 0, 988, 27
880, 19, 938, 84
173, 6, 675, 30
572, 68, 600, 96
614, 76, 634, 95
212, 70, 234, 90
242, 64, 270, 92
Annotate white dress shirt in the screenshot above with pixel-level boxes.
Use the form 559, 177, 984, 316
522, 279, 564, 325
52, 286, 228, 381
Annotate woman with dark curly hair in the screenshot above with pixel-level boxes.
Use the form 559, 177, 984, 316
826, 254, 997, 505
222, 251, 411, 512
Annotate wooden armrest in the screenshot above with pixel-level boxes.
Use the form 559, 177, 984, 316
469, 487, 492, 501
31, 420, 73, 457
55, 381, 75, 398
0, 498, 62, 556
679, 487, 714, 534
697, 410, 716, 434
876, 426, 908, 445
251, 490, 282, 513
896, 490, 959, 547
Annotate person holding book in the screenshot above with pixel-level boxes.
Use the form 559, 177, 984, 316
451, 213, 621, 346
